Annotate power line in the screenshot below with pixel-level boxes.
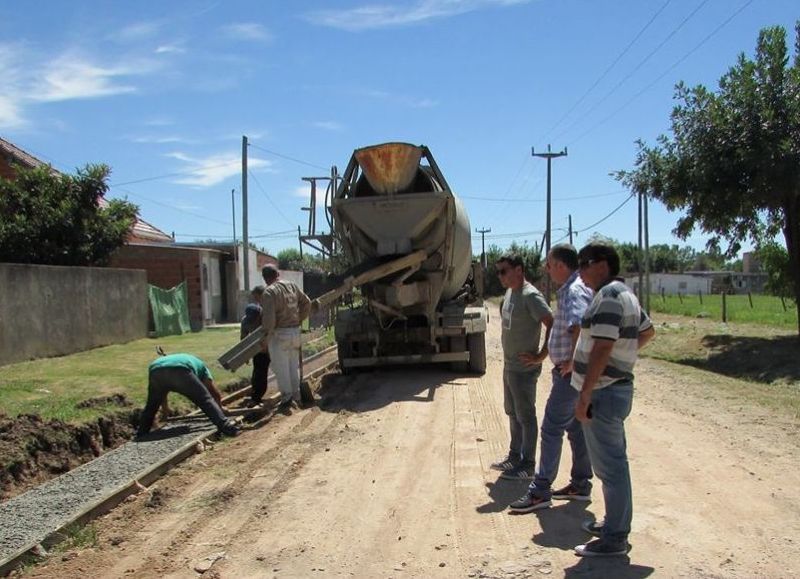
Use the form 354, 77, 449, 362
112, 187, 232, 227
461, 190, 628, 203
542, 0, 673, 142
110, 162, 237, 187
552, 0, 710, 144
568, 0, 756, 147
574, 193, 636, 234
247, 142, 328, 171
247, 169, 294, 227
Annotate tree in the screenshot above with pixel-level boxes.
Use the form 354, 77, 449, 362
483, 241, 543, 296
0, 163, 138, 266
615, 23, 800, 334
276, 248, 325, 273
757, 241, 793, 298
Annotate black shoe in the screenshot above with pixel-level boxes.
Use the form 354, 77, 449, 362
499, 463, 534, 481
508, 492, 552, 513
276, 399, 293, 415
490, 454, 520, 472
581, 519, 603, 537
574, 538, 630, 557
218, 420, 241, 437
552, 483, 591, 501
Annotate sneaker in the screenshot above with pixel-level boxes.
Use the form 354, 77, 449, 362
581, 520, 603, 537
276, 399, 293, 415
218, 420, 241, 437
499, 464, 534, 480
574, 538, 630, 557
490, 454, 520, 471
244, 398, 262, 408
552, 483, 591, 501
509, 492, 552, 513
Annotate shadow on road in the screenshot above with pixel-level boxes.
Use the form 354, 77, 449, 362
315, 368, 470, 413
564, 558, 654, 578
476, 478, 530, 513
679, 334, 800, 384
530, 500, 591, 550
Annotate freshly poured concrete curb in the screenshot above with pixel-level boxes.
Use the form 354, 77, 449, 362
0, 420, 216, 574
0, 346, 338, 575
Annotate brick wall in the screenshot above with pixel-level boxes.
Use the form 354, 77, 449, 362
110, 245, 205, 330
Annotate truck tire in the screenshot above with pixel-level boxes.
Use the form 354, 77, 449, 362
337, 341, 352, 375
467, 333, 487, 375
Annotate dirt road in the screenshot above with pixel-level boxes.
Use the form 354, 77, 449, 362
23, 317, 800, 578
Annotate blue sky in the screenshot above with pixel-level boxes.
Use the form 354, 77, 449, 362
1, 0, 797, 258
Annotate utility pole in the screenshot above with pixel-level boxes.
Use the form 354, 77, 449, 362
475, 227, 491, 268
242, 135, 250, 291
568, 214, 573, 245
231, 189, 237, 246
532, 144, 567, 303
638, 192, 644, 303
643, 191, 651, 314
231, 188, 238, 273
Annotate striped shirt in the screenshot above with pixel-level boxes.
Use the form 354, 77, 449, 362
571, 279, 652, 391
548, 271, 594, 365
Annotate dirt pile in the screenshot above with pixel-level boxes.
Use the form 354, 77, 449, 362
0, 407, 139, 501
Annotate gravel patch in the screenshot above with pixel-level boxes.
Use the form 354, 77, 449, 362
0, 418, 216, 567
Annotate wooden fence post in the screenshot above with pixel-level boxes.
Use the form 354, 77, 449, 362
661, 287, 665, 303
698, 289, 703, 305
748, 291, 753, 309
678, 292, 683, 304
722, 291, 727, 323
781, 296, 787, 311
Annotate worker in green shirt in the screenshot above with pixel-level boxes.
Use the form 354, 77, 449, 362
137, 353, 240, 438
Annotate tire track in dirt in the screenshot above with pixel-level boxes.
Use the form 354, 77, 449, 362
139, 408, 352, 577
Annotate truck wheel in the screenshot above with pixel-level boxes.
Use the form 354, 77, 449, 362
337, 341, 352, 375
467, 333, 486, 375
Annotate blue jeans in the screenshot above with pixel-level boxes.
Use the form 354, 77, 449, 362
503, 366, 540, 465
582, 381, 634, 545
529, 368, 592, 498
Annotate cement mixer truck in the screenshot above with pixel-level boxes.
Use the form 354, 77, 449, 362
324, 142, 488, 374
218, 142, 488, 375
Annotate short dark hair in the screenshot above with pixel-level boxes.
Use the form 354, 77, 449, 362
251, 285, 265, 296
578, 242, 620, 277
261, 264, 279, 283
496, 253, 524, 270
549, 243, 579, 270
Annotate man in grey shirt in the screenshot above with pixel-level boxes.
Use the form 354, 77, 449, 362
490, 254, 553, 480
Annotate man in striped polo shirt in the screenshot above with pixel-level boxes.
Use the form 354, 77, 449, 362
571, 242, 655, 558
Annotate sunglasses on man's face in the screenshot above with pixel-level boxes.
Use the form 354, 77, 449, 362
578, 257, 605, 269
497, 267, 510, 276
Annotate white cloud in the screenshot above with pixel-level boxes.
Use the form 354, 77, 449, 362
33, 55, 140, 102
131, 135, 199, 145
166, 151, 272, 187
363, 88, 438, 108
220, 22, 273, 42
0, 95, 24, 129
155, 43, 186, 55
293, 183, 331, 208
306, 0, 529, 31
115, 21, 163, 42
312, 120, 344, 131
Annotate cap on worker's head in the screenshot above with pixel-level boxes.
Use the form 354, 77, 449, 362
261, 264, 279, 283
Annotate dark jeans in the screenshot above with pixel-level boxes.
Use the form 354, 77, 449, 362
139, 367, 227, 434
530, 368, 592, 498
503, 366, 540, 464
251, 351, 271, 402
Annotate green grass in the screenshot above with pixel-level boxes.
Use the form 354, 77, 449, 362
53, 522, 99, 552
0, 326, 335, 424
647, 293, 797, 328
